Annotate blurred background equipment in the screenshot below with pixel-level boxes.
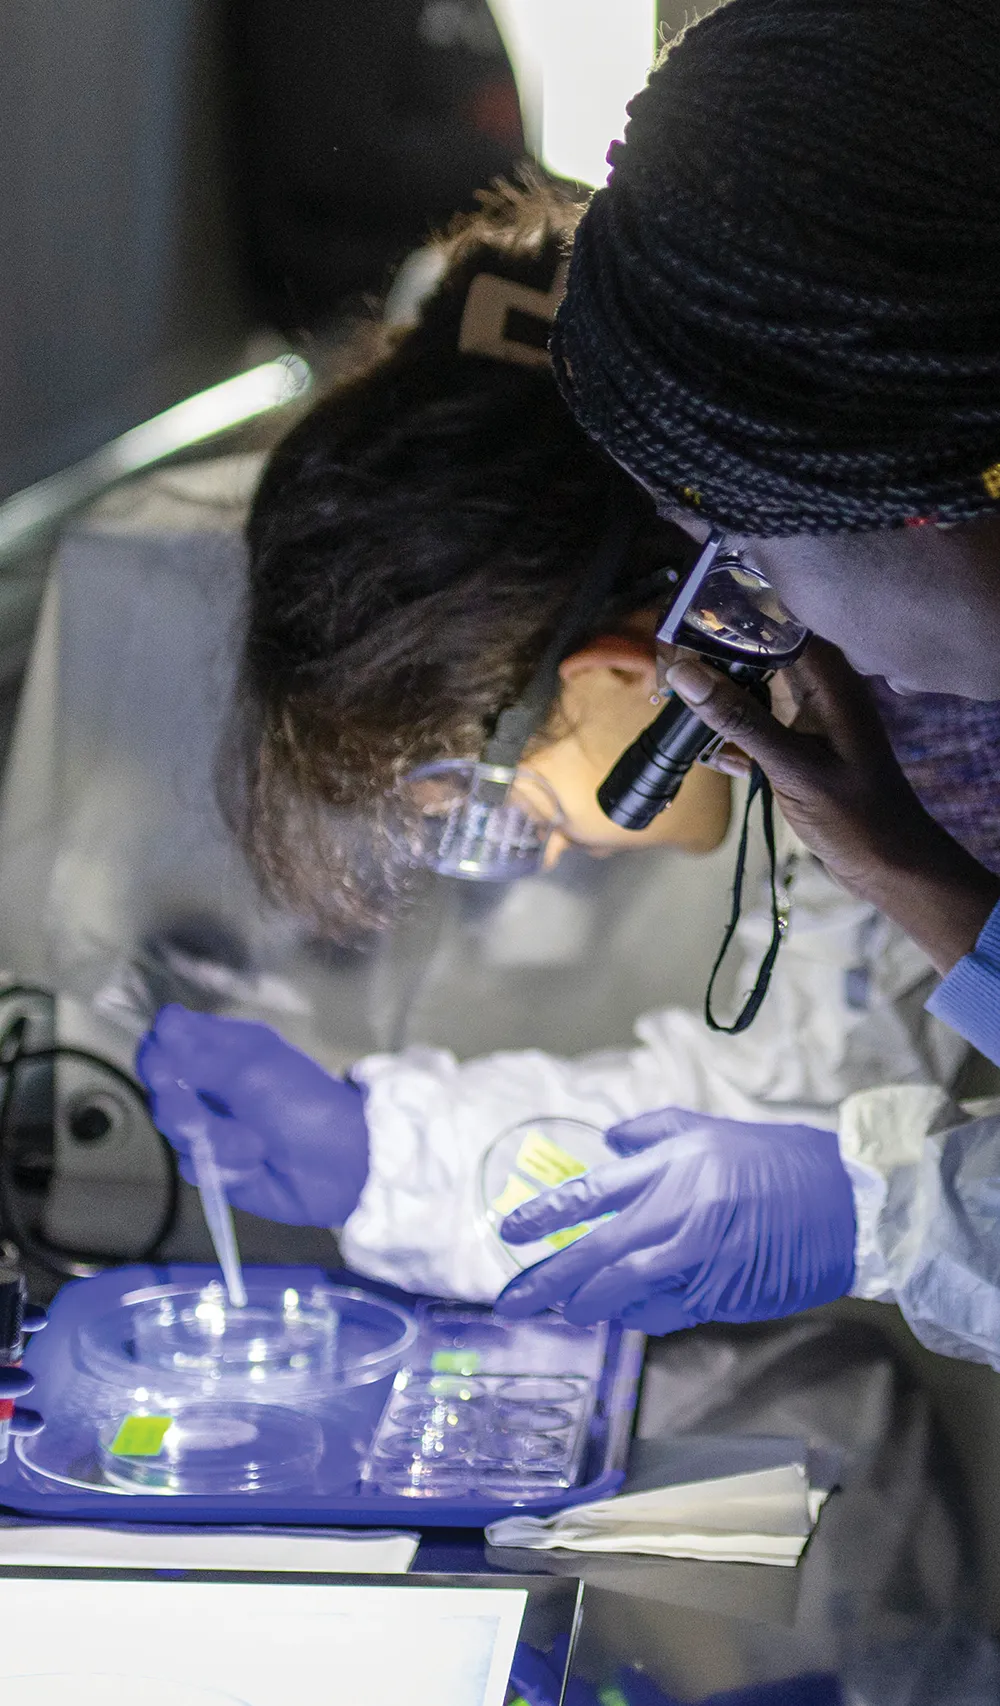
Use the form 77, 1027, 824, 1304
233, 0, 527, 327
487, 0, 659, 188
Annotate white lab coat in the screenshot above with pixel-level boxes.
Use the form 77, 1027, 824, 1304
342, 858, 973, 1334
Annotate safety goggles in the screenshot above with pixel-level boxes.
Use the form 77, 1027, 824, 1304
654, 530, 810, 694
391, 494, 646, 883
393, 759, 563, 881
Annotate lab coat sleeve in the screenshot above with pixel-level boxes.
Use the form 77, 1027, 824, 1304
340, 860, 963, 1301
926, 897, 1000, 1068
339, 1040, 675, 1301
840, 1083, 1000, 1371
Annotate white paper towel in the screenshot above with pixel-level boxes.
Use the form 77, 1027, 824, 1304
486, 1459, 829, 1567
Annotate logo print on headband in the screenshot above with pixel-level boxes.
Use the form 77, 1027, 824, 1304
458, 265, 567, 370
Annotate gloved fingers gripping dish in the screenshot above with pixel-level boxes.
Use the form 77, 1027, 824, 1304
496, 1112, 856, 1329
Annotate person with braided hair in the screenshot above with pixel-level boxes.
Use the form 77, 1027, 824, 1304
135, 179, 962, 1309
493, 0, 1000, 1368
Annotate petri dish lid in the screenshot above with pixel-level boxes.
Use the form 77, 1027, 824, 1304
478, 1117, 613, 1273
97, 1401, 323, 1495
17, 1401, 324, 1498
76, 1280, 416, 1395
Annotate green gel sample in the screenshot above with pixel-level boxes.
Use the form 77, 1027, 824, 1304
109, 1415, 173, 1457
431, 1350, 482, 1376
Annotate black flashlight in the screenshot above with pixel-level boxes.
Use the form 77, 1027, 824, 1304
598, 659, 771, 830
598, 530, 810, 832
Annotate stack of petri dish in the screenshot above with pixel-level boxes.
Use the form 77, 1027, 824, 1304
18, 1279, 415, 1497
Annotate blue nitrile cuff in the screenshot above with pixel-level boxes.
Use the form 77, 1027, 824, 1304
926, 898, 1000, 1068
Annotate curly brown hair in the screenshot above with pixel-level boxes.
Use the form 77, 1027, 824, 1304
224, 179, 683, 935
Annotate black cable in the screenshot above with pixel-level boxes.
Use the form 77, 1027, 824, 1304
0, 1027, 180, 1280
703, 765, 784, 1035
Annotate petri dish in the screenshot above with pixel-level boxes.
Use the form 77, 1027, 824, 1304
132, 1282, 336, 1384
493, 1402, 574, 1433
371, 1423, 473, 1467
478, 1430, 567, 1469
494, 1377, 587, 1405
479, 1118, 613, 1273
97, 1401, 323, 1494
77, 1280, 416, 1395
477, 1470, 572, 1499
17, 1410, 145, 1495
372, 1459, 473, 1499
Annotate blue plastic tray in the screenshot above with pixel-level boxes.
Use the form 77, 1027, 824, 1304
0, 1265, 644, 1528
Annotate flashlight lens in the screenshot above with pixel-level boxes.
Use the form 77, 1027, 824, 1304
676, 558, 808, 661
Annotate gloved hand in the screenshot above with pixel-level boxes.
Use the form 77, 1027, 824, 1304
1, 1301, 47, 1438
136, 1005, 370, 1228
495, 1107, 856, 1327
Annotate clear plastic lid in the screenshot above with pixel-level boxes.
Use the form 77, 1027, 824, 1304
478, 1116, 613, 1273
19, 1398, 325, 1498
97, 1401, 324, 1495
76, 1280, 416, 1398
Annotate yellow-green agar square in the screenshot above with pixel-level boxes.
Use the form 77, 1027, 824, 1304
545, 1223, 591, 1251
491, 1172, 539, 1217
109, 1414, 173, 1457
515, 1129, 587, 1189
431, 1350, 481, 1376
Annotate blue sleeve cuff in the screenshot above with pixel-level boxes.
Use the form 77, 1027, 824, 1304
926, 899, 1000, 1068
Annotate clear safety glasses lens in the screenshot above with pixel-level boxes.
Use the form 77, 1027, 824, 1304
655, 535, 809, 688
393, 759, 563, 881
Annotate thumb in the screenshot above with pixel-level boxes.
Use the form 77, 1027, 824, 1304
606, 1106, 701, 1156
664, 659, 807, 781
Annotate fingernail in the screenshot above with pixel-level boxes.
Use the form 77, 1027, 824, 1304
665, 661, 715, 705
713, 752, 751, 778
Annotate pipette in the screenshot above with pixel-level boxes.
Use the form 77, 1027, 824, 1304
189, 1129, 248, 1309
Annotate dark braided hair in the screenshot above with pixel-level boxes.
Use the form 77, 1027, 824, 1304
552, 0, 1000, 536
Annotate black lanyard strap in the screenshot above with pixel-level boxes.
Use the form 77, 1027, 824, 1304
704, 763, 787, 1034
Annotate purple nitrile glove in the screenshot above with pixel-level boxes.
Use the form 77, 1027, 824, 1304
136, 1005, 370, 1228
0, 1301, 47, 1437
494, 1106, 856, 1328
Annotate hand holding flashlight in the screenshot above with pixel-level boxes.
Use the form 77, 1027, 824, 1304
667, 638, 1000, 974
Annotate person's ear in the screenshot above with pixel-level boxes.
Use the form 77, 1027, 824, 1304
558, 634, 658, 692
